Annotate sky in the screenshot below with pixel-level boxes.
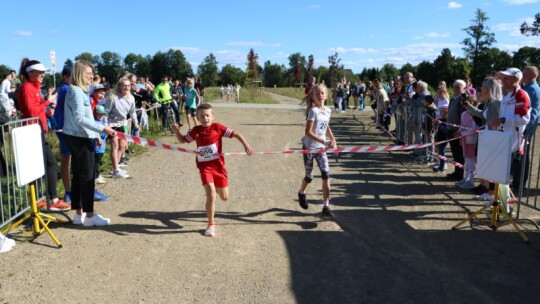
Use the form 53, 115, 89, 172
2, 0, 540, 75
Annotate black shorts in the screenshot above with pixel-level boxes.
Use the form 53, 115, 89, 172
185, 107, 196, 116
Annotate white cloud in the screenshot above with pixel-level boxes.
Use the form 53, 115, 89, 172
14, 30, 32, 37
226, 41, 281, 48
169, 46, 209, 56
494, 18, 538, 38
413, 36, 424, 40
425, 32, 450, 38
328, 47, 379, 55
307, 4, 320, 9
448, 2, 462, 9
215, 50, 245, 65
503, 0, 540, 4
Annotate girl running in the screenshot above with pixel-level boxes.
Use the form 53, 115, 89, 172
297, 84, 337, 218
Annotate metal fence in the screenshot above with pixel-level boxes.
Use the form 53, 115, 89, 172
0, 118, 46, 231
516, 125, 540, 226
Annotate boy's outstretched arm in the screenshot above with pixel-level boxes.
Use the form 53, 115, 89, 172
233, 132, 253, 155
171, 124, 187, 144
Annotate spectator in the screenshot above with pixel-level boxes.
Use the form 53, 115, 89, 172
105, 76, 139, 178
0, 72, 13, 101
9, 70, 21, 110
411, 80, 430, 156
63, 60, 116, 226
456, 95, 479, 190
234, 83, 241, 102
445, 80, 467, 181
53, 66, 73, 203
154, 76, 180, 129
184, 78, 200, 130
304, 76, 316, 95
463, 77, 502, 199
195, 77, 206, 104
18, 58, 69, 211
466, 77, 476, 96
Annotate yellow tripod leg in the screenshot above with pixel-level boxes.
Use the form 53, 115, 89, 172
453, 204, 490, 230
29, 184, 62, 248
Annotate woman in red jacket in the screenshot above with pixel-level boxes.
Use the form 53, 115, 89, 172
18, 58, 70, 211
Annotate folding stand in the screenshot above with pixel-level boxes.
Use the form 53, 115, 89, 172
452, 183, 529, 243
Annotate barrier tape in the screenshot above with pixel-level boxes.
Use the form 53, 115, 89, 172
116, 131, 463, 156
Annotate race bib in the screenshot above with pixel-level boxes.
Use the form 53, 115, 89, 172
197, 143, 219, 162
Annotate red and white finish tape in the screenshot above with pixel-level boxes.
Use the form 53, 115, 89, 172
116, 132, 461, 156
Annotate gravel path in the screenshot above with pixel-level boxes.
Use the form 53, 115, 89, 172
2, 93, 540, 304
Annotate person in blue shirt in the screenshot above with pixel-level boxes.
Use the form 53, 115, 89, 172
53, 66, 73, 203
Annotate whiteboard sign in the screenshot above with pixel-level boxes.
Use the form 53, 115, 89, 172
476, 130, 512, 184
12, 124, 45, 187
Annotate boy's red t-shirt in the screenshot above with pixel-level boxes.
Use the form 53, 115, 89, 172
183, 123, 235, 168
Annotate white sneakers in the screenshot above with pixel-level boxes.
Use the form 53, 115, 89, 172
73, 213, 110, 226
475, 193, 494, 201
111, 169, 129, 179
205, 224, 215, 237
73, 213, 86, 225
95, 175, 106, 184
0, 233, 16, 253
83, 214, 111, 227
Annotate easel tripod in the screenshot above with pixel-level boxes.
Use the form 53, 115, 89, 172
452, 183, 529, 243
7, 183, 65, 248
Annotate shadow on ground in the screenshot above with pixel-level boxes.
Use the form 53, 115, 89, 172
282, 114, 540, 303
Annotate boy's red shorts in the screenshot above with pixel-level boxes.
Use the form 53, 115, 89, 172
199, 165, 228, 188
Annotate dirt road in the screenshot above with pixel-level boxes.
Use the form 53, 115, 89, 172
2, 95, 540, 304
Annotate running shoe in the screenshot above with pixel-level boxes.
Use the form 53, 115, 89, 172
83, 214, 111, 227
205, 224, 215, 237
298, 192, 308, 210
475, 193, 494, 201
321, 206, 335, 219
49, 199, 71, 211
112, 170, 129, 179
94, 189, 109, 201
64, 191, 72, 203
95, 175, 107, 184
73, 213, 86, 225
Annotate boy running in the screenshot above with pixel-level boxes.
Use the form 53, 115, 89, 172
172, 103, 253, 236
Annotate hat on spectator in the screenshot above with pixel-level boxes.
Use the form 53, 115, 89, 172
498, 68, 523, 81
26, 63, 50, 73
61, 66, 72, 77
90, 83, 109, 95
95, 105, 107, 114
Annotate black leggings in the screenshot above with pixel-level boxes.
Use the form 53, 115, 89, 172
64, 134, 96, 213
41, 133, 58, 200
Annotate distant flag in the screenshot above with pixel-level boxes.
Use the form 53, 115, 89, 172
50, 50, 56, 73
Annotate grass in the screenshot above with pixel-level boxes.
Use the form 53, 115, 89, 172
263, 87, 307, 100
206, 86, 277, 104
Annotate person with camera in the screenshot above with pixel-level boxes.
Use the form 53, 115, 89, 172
494, 68, 530, 193
445, 80, 467, 181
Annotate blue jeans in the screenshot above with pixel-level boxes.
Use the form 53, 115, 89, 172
161, 101, 181, 128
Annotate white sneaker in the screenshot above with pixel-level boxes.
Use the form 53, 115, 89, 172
0, 240, 13, 253
475, 193, 494, 201
205, 225, 215, 237
110, 168, 127, 175
83, 214, 111, 227
73, 213, 86, 225
111, 169, 129, 179
457, 181, 475, 189
95, 175, 106, 184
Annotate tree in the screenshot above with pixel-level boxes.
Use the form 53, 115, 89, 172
74, 52, 99, 66
151, 49, 193, 83
476, 48, 513, 79
263, 60, 287, 87
432, 48, 456, 85
197, 53, 219, 86
520, 13, 540, 36
379, 63, 399, 82
512, 46, 540, 68
245, 48, 260, 86
288, 52, 307, 85
305, 55, 314, 83
416, 61, 435, 87
96, 51, 123, 84
399, 63, 417, 77
327, 52, 343, 88
461, 8, 496, 85
0, 65, 11, 78
220, 64, 245, 86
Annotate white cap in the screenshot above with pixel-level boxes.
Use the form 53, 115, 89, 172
498, 68, 523, 81
26, 63, 50, 73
